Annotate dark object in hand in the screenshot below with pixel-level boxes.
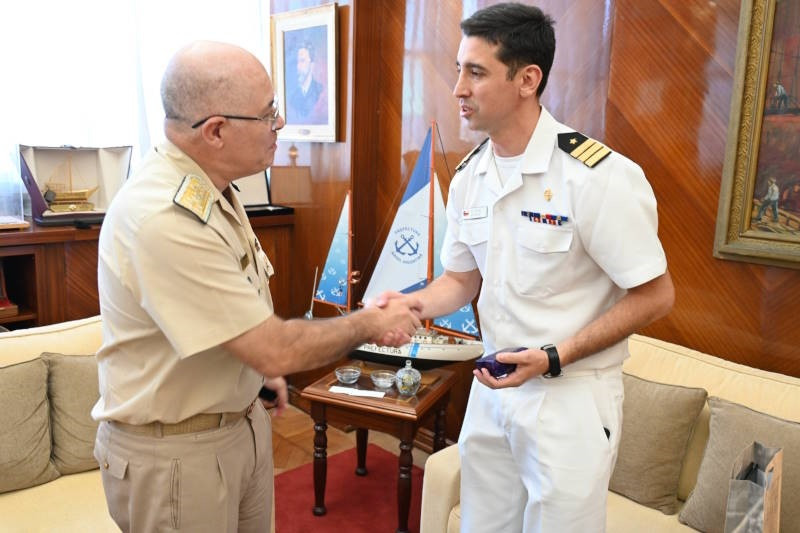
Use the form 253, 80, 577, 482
259, 386, 278, 402
475, 347, 525, 379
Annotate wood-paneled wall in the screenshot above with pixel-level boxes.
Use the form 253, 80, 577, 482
274, 0, 799, 429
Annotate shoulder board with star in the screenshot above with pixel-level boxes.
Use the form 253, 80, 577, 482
173, 174, 213, 223
557, 132, 612, 168
455, 137, 490, 172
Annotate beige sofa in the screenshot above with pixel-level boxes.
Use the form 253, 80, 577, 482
0, 316, 278, 533
0, 316, 118, 533
420, 334, 800, 532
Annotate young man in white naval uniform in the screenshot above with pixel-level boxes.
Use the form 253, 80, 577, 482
93, 41, 421, 532
376, 4, 674, 532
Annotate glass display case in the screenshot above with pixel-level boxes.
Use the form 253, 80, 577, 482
0, 146, 28, 230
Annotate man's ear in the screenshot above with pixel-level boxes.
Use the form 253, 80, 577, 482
199, 117, 226, 148
519, 64, 543, 98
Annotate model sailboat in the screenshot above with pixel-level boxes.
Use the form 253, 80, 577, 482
354, 123, 484, 365
43, 156, 99, 212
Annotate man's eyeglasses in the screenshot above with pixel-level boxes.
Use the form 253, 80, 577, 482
191, 99, 282, 131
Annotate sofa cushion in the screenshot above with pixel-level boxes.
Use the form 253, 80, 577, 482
679, 397, 800, 533
42, 352, 100, 475
0, 358, 60, 493
609, 374, 707, 514
624, 334, 800, 501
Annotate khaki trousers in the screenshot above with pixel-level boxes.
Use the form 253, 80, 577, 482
94, 401, 273, 532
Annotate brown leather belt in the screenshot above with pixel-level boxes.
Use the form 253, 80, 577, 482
110, 402, 254, 437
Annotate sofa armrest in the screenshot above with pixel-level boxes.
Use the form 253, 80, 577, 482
421, 444, 461, 533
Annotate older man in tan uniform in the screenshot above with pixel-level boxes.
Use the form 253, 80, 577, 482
92, 41, 420, 533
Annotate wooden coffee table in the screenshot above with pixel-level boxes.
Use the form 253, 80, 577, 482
301, 362, 457, 533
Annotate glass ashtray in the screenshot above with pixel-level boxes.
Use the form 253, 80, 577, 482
370, 370, 395, 389
335, 365, 361, 385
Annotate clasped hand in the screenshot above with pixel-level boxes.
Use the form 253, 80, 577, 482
364, 291, 423, 347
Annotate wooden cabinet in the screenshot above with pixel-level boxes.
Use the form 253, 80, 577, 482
0, 215, 294, 330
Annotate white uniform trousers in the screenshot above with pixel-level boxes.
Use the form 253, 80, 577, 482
458, 367, 624, 533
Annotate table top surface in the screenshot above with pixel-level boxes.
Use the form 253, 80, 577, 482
301, 362, 457, 420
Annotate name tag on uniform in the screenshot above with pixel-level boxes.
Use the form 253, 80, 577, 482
462, 206, 488, 220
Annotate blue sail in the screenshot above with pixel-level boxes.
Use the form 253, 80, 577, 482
315, 193, 350, 308
362, 127, 480, 338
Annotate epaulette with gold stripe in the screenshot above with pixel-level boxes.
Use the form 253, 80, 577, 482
455, 137, 490, 172
173, 174, 213, 223
557, 132, 612, 168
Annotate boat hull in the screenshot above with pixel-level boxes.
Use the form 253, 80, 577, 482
351, 341, 484, 370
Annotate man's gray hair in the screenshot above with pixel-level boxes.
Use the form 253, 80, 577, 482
160, 42, 253, 124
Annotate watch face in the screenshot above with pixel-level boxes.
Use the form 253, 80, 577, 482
475, 347, 525, 379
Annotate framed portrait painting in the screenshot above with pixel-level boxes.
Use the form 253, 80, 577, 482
713, 0, 800, 269
271, 3, 337, 143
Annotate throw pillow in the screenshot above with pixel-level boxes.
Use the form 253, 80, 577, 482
41, 352, 100, 475
679, 397, 800, 533
609, 373, 707, 514
0, 358, 60, 493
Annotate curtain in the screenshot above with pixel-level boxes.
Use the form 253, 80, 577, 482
0, 0, 270, 177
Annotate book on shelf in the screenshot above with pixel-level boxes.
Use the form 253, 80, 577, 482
0, 260, 18, 319
0, 298, 18, 319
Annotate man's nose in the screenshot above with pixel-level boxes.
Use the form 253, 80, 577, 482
452, 73, 468, 97
272, 115, 286, 132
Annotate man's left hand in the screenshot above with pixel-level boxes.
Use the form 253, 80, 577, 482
473, 348, 549, 389
260, 376, 289, 415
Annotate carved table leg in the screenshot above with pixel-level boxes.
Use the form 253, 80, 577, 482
396, 439, 413, 533
356, 427, 368, 476
312, 404, 328, 516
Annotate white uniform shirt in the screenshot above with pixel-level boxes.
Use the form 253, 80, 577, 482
441, 108, 667, 371
92, 141, 273, 424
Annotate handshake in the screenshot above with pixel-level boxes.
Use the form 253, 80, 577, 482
362, 291, 424, 347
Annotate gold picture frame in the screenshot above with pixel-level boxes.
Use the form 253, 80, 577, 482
271, 3, 338, 143
713, 0, 800, 269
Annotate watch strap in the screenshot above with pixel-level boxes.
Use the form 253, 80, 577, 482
540, 344, 561, 378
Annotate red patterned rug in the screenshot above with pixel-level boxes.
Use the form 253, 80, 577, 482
275, 444, 423, 533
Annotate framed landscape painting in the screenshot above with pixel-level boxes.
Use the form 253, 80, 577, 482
271, 3, 337, 142
713, 0, 800, 269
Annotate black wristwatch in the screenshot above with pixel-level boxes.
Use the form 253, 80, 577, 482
541, 344, 561, 378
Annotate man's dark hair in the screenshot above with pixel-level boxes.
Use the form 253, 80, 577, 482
461, 2, 555, 96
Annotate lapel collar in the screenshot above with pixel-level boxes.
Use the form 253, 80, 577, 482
484, 107, 559, 199
519, 107, 558, 176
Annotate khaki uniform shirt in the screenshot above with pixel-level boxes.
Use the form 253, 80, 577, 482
92, 141, 273, 424
441, 108, 667, 371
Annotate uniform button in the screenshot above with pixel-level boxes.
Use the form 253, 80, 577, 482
103, 462, 109, 469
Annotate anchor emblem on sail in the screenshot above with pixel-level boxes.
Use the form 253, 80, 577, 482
394, 233, 420, 256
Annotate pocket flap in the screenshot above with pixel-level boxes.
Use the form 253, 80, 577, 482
517, 224, 573, 254
97, 443, 129, 480
460, 221, 490, 246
